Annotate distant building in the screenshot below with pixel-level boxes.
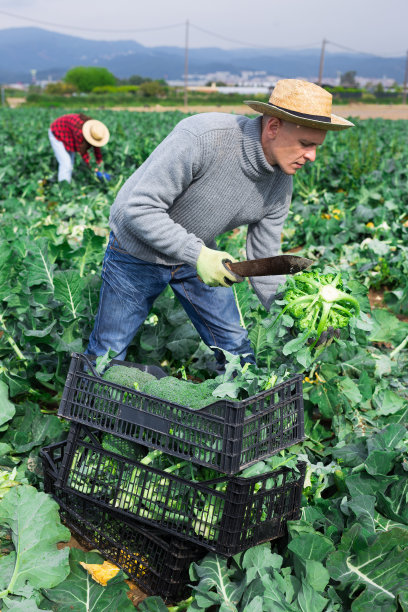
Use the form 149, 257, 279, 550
6, 82, 26, 91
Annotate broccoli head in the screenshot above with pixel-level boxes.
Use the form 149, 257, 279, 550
143, 376, 219, 410
102, 364, 156, 391
280, 270, 360, 343
102, 364, 219, 410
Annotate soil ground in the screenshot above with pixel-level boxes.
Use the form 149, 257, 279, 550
107, 103, 408, 120
6, 97, 26, 108
6, 98, 408, 119
368, 288, 408, 322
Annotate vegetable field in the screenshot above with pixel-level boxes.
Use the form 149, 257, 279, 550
0, 107, 408, 611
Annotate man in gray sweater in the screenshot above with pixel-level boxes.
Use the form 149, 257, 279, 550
87, 79, 353, 368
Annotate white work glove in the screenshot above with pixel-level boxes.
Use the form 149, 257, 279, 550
196, 245, 240, 287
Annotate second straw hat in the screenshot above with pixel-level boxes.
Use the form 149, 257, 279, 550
82, 119, 110, 147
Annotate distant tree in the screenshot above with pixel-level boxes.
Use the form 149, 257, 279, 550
44, 81, 77, 95
375, 82, 384, 93
129, 75, 151, 85
138, 80, 167, 97
27, 84, 41, 95
117, 75, 168, 87
64, 67, 116, 93
340, 71, 357, 87
390, 81, 401, 92
116, 75, 150, 86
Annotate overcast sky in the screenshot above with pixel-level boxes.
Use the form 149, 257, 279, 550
0, 0, 407, 56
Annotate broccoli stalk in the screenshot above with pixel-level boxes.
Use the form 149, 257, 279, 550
116, 450, 192, 518
192, 491, 223, 540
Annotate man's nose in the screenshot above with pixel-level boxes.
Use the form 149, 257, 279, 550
304, 148, 317, 162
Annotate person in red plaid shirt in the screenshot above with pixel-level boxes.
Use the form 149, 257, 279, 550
48, 113, 110, 182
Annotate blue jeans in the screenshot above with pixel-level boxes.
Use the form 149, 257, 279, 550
86, 233, 255, 369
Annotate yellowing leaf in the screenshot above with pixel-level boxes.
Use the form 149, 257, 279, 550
79, 560, 120, 586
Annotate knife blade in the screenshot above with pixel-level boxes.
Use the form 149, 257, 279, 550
225, 255, 314, 279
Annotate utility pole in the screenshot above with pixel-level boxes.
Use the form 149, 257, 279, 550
318, 39, 326, 86
184, 19, 189, 108
403, 49, 408, 105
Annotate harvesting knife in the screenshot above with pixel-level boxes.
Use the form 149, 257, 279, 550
223, 254, 313, 284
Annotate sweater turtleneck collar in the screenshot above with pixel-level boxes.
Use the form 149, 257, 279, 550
242, 115, 280, 179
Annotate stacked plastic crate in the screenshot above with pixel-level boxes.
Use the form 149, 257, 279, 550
41, 352, 306, 604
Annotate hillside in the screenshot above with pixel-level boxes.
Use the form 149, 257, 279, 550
0, 27, 405, 83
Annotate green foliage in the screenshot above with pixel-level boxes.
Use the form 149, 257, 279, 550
339, 71, 358, 87
210, 350, 291, 400
0, 485, 70, 602
186, 542, 333, 611
0, 381, 15, 427
138, 80, 168, 98
44, 82, 77, 95
1, 109, 408, 611
92, 80, 168, 97
41, 548, 134, 611
23, 87, 268, 109
92, 85, 139, 94
64, 66, 116, 93
148, 423, 408, 610
120, 74, 153, 85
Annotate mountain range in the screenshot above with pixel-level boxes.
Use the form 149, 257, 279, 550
0, 27, 405, 84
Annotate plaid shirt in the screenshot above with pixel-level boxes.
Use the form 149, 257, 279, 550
50, 114, 103, 166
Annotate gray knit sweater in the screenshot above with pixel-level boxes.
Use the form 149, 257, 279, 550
110, 113, 293, 310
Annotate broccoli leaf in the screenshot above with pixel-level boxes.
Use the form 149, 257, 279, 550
2, 597, 45, 611
41, 548, 134, 612
54, 270, 85, 321
0, 485, 70, 599
327, 526, 408, 612
137, 596, 169, 611
189, 553, 244, 611
0, 381, 15, 428
369, 309, 408, 345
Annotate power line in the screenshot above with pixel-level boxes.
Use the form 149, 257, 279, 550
326, 39, 404, 59
0, 9, 330, 51
0, 8, 406, 58
190, 23, 322, 50
0, 9, 184, 34
190, 23, 273, 49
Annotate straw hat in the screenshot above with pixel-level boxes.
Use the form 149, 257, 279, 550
244, 79, 354, 131
82, 119, 110, 147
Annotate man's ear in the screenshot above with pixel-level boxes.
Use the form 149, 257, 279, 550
264, 116, 281, 139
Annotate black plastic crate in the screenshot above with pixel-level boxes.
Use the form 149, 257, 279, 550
57, 352, 304, 474
40, 441, 205, 605
54, 424, 306, 556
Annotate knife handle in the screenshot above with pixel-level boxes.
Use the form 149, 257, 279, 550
223, 259, 244, 286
